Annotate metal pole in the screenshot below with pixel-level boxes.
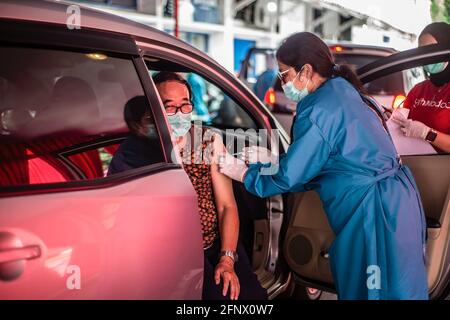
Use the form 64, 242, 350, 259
174, 0, 179, 38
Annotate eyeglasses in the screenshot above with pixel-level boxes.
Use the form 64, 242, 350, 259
277, 68, 292, 84
164, 103, 193, 116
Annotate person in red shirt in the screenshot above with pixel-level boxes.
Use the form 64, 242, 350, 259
392, 22, 450, 153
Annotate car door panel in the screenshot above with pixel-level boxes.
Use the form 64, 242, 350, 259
0, 169, 203, 299
402, 155, 450, 298
283, 191, 334, 289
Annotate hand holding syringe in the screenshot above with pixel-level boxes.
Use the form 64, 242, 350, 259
220, 146, 278, 164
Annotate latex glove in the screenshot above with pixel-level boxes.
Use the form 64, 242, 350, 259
391, 109, 430, 140
241, 146, 278, 164
218, 151, 248, 182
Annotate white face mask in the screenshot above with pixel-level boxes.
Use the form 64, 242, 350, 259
168, 112, 192, 137
281, 67, 310, 103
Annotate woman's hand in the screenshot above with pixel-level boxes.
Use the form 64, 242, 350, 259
218, 151, 248, 182
391, 109, 430, 140
214, 257, 240, 300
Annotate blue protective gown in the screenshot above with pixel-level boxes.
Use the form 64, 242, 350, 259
244, 77, 428, 300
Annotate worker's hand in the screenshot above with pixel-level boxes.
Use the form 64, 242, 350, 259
391, 109, 430, 140
241, 146, 278, 164
218, 151, 248, 182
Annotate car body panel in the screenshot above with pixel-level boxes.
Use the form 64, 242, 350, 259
0, 169, 203, 299
0, 0, 207, 61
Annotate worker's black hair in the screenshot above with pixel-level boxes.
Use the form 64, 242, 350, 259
419, 22, 450, 86
276, 32, 367, 94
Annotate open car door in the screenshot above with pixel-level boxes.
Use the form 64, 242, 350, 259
283, 44, 450, 299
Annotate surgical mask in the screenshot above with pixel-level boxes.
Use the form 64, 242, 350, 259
145, 124, 157, 139
168, 112, 192, 137
282, 71, 310, 103
424, 62, 447, 74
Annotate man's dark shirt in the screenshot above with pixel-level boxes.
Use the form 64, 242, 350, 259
107, 134, 164, 175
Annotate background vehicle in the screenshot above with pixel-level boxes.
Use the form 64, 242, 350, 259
239, 44, 426, 133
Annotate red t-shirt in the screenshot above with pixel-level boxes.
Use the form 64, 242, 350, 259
403, 80, 450, 134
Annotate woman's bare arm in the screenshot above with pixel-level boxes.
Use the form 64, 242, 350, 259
209, 133, 240, 299
431, 131, 450, 153
211, 161, 239, 253
209, 133, 240, 252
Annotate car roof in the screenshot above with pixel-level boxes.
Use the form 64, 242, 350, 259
246, 42, 397, 58
0, 0, 211, 61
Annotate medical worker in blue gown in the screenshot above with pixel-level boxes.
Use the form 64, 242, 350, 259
219, 32, 428, 300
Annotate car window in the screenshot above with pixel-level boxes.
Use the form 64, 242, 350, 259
0, 46, 165, 188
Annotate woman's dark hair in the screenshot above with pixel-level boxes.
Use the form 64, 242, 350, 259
152, 71, 193, 103
418, 22, 450, 86
276, 32, 366, 94
419, 22, 450, 45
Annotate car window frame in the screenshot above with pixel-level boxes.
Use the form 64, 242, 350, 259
0, 22, 180, 197
138, 42, 272, 128
357, 44, 450, 83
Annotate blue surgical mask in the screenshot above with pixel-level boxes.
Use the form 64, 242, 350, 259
168, 112, 192, 137
282, 71, 310, 103
424, 62, 447, 74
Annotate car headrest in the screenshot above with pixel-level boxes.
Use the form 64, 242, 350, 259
50, 76, 98, 112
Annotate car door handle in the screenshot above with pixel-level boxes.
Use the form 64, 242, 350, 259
0, 245, 41, 264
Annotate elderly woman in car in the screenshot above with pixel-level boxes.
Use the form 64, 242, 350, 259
153, 71, 267, 300
109, 73, 267, 300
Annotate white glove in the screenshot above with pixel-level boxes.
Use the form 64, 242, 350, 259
391, 109, 430, 140
241, 146, 278, 164
218, 151, 248, 182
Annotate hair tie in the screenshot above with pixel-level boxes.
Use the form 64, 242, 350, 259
332, 63, 340, 75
